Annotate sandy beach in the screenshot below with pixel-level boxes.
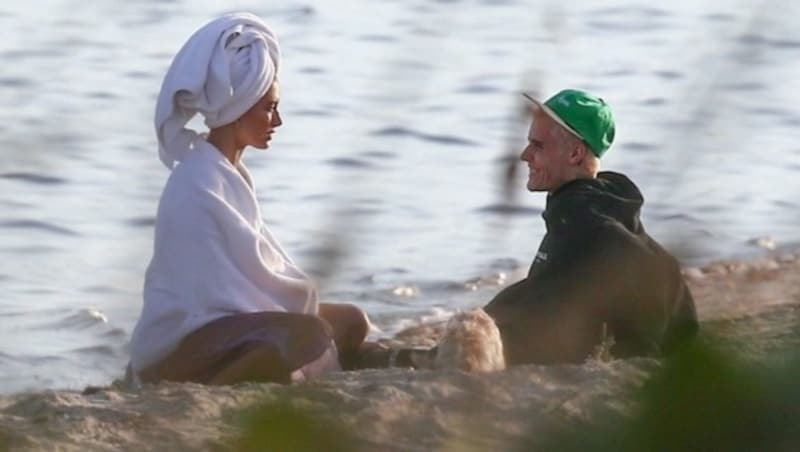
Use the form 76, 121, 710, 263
2, 251, 799, 451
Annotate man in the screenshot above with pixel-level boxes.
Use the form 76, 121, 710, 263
483, 89, 698, 365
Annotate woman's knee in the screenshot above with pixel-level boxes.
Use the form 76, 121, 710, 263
343, 304, 369, 339
319, 303, 370, 345
339, 304, 370, 345
290, 314, 334, 344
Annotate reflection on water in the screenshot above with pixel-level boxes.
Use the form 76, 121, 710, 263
0, 0, 799, 393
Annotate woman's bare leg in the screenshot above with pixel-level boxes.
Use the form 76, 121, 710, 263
318, 303, 369, 370
142, 312, 335, 385
207, 346, 289, 385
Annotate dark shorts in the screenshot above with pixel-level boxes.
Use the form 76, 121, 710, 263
139, 311, 340, 384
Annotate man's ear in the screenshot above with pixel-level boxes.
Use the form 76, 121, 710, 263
568, 143, 587, 165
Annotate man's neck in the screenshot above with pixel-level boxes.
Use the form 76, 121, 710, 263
576, 165, 599, 180
548, 167, 599, 194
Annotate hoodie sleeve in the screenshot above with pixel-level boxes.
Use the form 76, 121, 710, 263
661, 280, 699, 354
484, 219, 614, 364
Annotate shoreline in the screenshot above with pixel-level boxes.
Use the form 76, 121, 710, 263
2, 251, 799, 451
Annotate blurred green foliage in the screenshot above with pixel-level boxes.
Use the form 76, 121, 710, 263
236, 396, 360, 452
525, 340, 800, 452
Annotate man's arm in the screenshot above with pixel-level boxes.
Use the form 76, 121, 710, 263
483, 278, 530, 322
662, 282, 699, 354
483, 225, 612, 364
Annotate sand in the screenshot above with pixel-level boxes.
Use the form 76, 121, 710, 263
2, 252, 799, 451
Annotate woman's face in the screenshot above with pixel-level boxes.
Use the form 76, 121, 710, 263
235, 81, 282, 150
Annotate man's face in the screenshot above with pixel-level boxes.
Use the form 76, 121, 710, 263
520, 114, 571, 192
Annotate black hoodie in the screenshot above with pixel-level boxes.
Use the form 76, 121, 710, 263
484, 171, 698, 365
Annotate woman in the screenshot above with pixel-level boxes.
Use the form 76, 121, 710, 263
128, 12, 370, 385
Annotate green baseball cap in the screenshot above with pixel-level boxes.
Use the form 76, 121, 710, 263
523, 89, 616, 158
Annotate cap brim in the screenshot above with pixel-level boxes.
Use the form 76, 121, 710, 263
521, 92, 583, 141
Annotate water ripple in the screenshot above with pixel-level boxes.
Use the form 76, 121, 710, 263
292, 109, 334, 117
101, 328, 128, 339
695, 204, 726, 214
653, 70, 682, 80
474, 203, 543, 216
782, 117, 800, 127
339, 206, 383, 216
70, 345, 117, 356
704, 13, 735, 22
591, 6, 670, 16
126, 216, 156, 228
300, 193, 332, 202
353, 267, 410, 285
602, 69, 635, 77
87, 91, 118, 100
722, 81, 764, 92
773, 199, 798, 209
301, 246, 342, 260
747, 107, 789, 117
298, 66, 325, 74
480, 0, 516, 5
325, 157, 376, 169
487, 257, 522, 272
585, 19, 667, 32
769, 40, 800, 49
0, 172, 68, 185
623, 142, 658, 152
0, 245, 60, 254
640, 97, 667, 106
0, 351, 61, 365
0, 220, 79, 237
36, 308, 108, 331
2, 49, 64, 59
359, 150, 397, 160
357, 34, 396, 43
81, 284, 119, 295
291, 45, 324, 55
738, 34, 800, 50
0, 77, 33, 88
655, 213, 699, 222
123, 70, 152, 79
371, 126, 478, 147
458, 83, 501, 94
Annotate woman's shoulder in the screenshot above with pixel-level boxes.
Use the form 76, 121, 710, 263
165, 144, 234, 191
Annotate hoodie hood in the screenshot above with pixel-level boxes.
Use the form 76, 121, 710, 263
543, 171, 644, 234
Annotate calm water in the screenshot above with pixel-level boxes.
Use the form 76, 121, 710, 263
0, 0, 798, 393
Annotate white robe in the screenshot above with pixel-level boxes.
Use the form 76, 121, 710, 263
129, 139, 318, 373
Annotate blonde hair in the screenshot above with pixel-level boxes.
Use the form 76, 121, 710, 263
548, 121, 600, 175
548, 123, 581, 154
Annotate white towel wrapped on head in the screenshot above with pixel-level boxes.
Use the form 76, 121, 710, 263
155, 12, 281, 169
